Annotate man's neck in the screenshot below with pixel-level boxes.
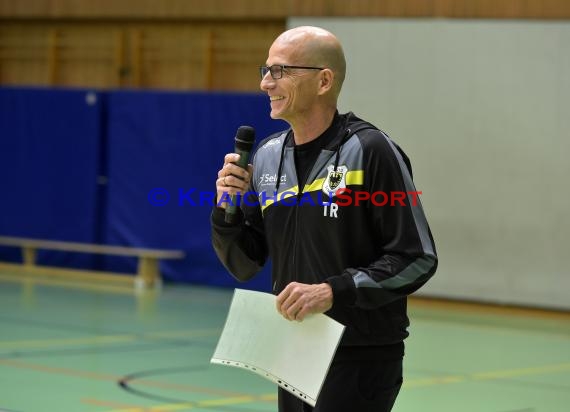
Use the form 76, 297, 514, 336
291, 107, 337, 145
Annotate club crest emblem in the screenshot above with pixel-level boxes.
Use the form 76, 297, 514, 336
322, 165, 348, 195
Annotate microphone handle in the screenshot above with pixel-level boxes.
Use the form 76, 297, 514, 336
224, 148, 251, 223
233, 147, 250, 170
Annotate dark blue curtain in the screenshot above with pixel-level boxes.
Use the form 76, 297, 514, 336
103, 91, 286, 290
0, 87, 103, 269
0, 87, 286, 291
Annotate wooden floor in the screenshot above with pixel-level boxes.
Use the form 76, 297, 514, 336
0, 271, 569, 412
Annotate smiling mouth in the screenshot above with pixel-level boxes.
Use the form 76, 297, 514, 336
270, 96, 285, 101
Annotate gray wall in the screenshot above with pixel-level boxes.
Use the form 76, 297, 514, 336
289, 18, 570, 309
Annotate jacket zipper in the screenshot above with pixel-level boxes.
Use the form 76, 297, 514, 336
291, 191, 302, 283
285, 127, 353, 289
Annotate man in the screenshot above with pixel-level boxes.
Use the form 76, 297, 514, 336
211, 26, 437, 412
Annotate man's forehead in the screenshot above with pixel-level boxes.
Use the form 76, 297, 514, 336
267, 42, 303, 64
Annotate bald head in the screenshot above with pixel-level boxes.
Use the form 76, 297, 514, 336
273, 26, 346, 97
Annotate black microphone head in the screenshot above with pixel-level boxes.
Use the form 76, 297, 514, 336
235, 126, 255, 151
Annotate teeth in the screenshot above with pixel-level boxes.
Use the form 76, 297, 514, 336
270, 96, 284, 101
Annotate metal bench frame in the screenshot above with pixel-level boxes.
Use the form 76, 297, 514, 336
0, 236, 184, 288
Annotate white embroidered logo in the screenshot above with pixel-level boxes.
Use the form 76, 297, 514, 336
259, 173, 287, 187
322, 165, 347, 195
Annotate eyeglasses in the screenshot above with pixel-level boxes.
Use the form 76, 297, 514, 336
259, 64, 325, 80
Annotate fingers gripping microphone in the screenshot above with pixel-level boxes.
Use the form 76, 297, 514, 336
225, 126, 256, 223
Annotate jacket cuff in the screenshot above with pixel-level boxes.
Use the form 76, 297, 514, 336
211, 207, 243, 227
326, 272, 357, 306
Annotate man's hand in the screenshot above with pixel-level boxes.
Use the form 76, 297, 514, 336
216, 153, 253, 209
276, 282, 333, 322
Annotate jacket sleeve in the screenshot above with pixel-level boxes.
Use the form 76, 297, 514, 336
326, 130, 438, 309
210, 187, 268, 282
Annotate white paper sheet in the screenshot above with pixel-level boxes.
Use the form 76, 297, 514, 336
211, 288, 345, 406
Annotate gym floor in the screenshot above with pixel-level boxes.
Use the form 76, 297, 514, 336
0, 271, 569, 412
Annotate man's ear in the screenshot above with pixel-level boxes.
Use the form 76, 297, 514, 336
318, 69, 334, 95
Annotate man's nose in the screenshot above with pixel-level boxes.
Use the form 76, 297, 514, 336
260, 72, 275, 91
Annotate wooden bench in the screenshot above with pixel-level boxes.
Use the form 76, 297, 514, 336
0, 236, 185, 289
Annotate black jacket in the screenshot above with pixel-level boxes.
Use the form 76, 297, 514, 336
211, 112, 437, 347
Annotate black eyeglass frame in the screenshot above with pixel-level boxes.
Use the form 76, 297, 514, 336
259, 64, 325, 80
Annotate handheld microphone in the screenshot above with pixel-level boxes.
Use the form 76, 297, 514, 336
225, 125, 256, 223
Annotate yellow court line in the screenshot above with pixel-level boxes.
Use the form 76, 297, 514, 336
404, 361, 570, 388
472, 362, 570, 380
82, 398, 149, 411
409, 296, 570, 320
100, 362, 570, 411
4, 355, 569, 411
415, 317, 570, 341
0, 358, 275, 412
0, 335, 136, 349
0, 358, 267, 398
0, 358, 119, 381
195, 395, 258, 408
0, 329, 221, 350
404, 375, 465, 388
102, 394, 277, 412
146, 329, 221, 339
152, 395, 255, 411
0, 273, 135, 295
